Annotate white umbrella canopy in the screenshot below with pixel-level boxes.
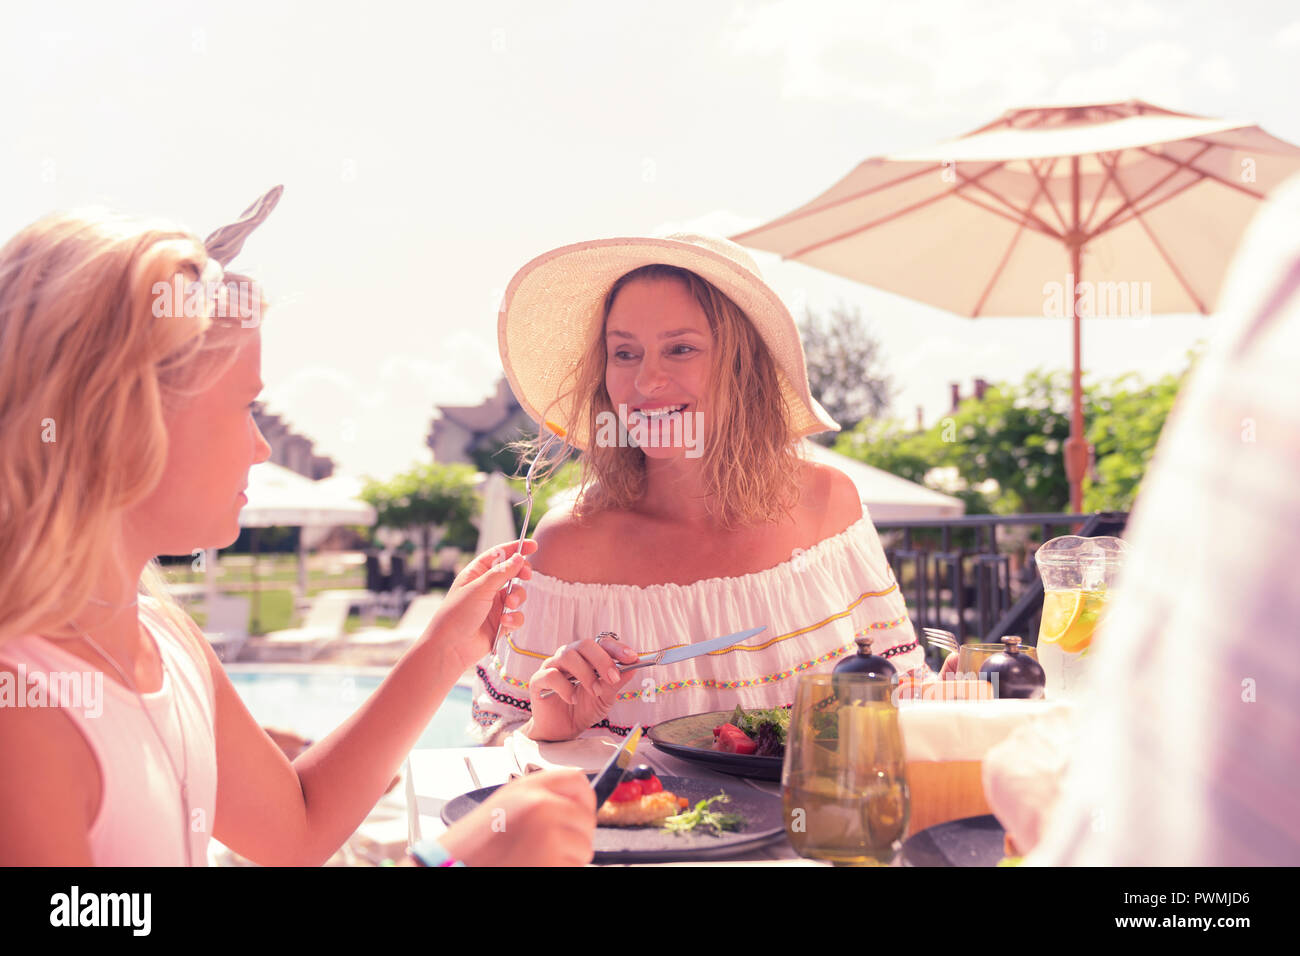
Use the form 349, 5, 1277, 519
239, 462, 377, 529
801, 441, 964, 522
542, 441, 963, 522
475, 471, 518, 554
734, 100, 1300, 511
735, 101, 1300, 317
238, 462, 378, 600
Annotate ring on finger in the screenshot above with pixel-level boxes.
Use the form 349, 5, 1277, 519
594, 631, 618, 651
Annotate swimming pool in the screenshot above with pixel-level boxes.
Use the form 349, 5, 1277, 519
225, 665, 478, 749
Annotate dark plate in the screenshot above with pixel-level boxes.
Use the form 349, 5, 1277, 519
898, 814, 1007, 867
441, 775, 787, 863
647, 710, 784, 781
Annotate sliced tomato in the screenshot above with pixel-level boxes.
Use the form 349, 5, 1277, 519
639, 774, 663, 795
712, 723, 757, 755
609, 780, 643, 803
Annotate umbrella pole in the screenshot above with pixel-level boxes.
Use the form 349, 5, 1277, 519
251, 527, 260, 634
1066, 242, 1087, 514
1064, 156, 1090, 516
297, 527, 307, 600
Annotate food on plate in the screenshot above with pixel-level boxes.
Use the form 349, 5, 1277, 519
661, 792, 745, 836
596, 765, 690, 827
712, 722, 757, 754
711, 705, 790, 757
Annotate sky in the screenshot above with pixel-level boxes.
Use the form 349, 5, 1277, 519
5, 0, 1300, 480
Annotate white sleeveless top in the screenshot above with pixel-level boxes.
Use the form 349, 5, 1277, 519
471, 514, 927, 740
0, 597, 217, 865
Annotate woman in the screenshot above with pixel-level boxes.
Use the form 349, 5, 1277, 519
0, 193, 593, 866
473, 234, 928, 743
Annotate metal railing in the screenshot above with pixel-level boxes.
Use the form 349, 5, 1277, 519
874, 511, 1129, 644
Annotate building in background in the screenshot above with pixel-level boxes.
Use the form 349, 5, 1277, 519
426, 377, 535, 468
253, 403, 335, 479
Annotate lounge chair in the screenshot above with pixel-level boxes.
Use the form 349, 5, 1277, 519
245, 592, 353, 662
203, 594, 250, 662
345, 593, 445, 663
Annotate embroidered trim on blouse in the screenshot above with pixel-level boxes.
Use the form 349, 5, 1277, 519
503, 582, 901, 662
881, 640, 919, 659
611, 642, 856, 700
475, 666, 531, 715
853, 614, 910, 638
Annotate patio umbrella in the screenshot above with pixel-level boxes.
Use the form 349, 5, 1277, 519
543, 441, 964, 521
239, 462, 378, 628
475, 471, 518, 555
801, 441, 964, 522
732, 100, 1300, 512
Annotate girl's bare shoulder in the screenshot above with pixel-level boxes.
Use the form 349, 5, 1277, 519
0, 663, 100, 860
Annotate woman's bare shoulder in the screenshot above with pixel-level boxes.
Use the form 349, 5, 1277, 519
531, 502, 620, 580
796, 458, 864, 538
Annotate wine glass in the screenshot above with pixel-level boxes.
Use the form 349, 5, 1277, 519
781, 673, 910, 865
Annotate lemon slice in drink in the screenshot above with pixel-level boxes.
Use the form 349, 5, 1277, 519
1039, 590, 1083, 644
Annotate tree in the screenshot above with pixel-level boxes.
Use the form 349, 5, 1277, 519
1084, 370, 1185, 512
469, 431, 530, 477
836, 364, 1192, 515
798, 302, 894, 439
360, 463, 480, 589
507, 459, 582, 536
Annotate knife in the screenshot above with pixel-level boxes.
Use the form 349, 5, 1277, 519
536, 625, 766, 698
591, 725, 644, 810
617, 625, 766, 673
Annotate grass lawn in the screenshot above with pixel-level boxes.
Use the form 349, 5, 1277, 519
189, 589, 404, 634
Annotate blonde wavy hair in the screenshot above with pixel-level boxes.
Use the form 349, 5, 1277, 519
0, 209, 263, 649
529, 264, 803, 529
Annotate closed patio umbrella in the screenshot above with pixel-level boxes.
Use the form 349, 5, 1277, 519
475, 471, 518, 555
733, 100, 1300, 512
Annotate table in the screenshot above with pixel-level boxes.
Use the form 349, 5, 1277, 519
406, 742, 822, 866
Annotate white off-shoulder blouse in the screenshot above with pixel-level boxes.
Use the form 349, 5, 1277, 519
470, 514, 928, 741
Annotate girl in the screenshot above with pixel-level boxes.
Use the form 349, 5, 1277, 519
0, 198, 593, 866
474, 233, 929, 743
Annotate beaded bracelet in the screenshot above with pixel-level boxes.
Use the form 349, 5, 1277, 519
408, 838, 467, 867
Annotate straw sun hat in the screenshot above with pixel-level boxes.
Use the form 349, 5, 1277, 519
497, 233, 840, 451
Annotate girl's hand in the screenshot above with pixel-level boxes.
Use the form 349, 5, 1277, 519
420, 540, 537, 673
434, 768, 595, 867
524, 634, 641, 741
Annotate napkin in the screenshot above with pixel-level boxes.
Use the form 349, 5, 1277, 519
980, 703, 1080, 855
897, 698, 1073, 761
502, 729, 625, 775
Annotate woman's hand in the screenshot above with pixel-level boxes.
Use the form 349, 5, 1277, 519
433, 768, 595, 866
419, 540, 537, 674
940, 651, 959, 679
524, 634, 641, 741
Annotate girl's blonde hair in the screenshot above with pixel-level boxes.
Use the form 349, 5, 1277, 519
533, 264, 803, 529
0, 209, 263, 649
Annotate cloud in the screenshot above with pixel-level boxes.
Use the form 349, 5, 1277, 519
725, 0, 1076, 117
262, 333, 504, 480
650, 209, 762, 238
1277, 21, 1300, 49
722, 0, 1227, 121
